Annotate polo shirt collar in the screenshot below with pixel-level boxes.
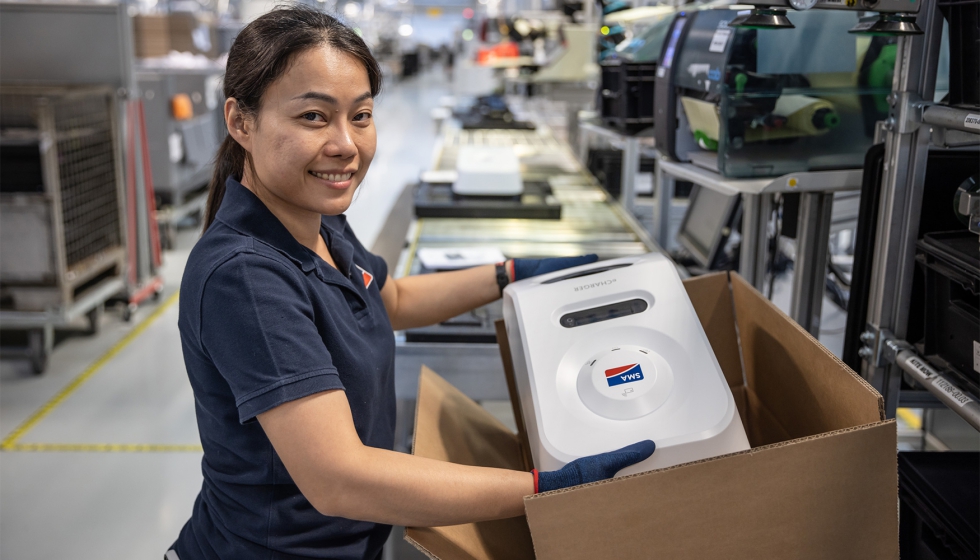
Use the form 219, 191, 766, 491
215, 177, 320, 273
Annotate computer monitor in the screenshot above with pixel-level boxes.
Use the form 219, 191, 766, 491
677, 184, 741, 269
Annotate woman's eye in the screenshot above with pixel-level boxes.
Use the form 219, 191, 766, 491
301, 112, 324, 122
353, 112, 372, 122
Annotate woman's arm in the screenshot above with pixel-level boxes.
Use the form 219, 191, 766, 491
379, 264, 500, 331
257, 388, 533, 526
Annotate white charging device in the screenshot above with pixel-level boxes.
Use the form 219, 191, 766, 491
452, 146, 523, 196
502, 252, 750, 476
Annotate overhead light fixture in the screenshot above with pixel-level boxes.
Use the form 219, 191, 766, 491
728, 8, 794, 29
398, 23, 414, 36
848, 14, 923, 36
343, 1, 360, 17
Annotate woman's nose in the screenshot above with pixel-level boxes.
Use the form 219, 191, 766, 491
323, 122, 357, 159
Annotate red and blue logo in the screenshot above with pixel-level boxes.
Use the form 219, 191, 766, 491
605, 363, 644, 387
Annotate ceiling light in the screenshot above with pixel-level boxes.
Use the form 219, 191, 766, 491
399, 23, 414, 36
343, 2, 360, 17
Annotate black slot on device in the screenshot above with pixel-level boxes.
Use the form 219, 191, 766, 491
560, 299, 648, 328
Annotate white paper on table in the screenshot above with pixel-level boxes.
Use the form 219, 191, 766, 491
417, 247, 507, 270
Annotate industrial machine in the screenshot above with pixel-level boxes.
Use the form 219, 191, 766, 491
502, 252, 750, 474
597, 9, 676, 134
136, 66, 224, 208
653, 6, 897, 177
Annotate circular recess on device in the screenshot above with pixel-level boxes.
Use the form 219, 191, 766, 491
576, 345, 674, 421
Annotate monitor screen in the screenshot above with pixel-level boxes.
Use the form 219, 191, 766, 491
680, 185, 737, 265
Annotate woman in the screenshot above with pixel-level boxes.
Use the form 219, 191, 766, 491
169, 6, 654, 559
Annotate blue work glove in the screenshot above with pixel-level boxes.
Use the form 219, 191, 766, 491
510, 254, 599, 282
533, 440, 656, 493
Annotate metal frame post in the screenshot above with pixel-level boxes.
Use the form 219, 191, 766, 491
739, 193, 771, 291
791, 192, 834, 336
862, 0, 945, 418
652, 154, 675, 247
620, 136, 639, 213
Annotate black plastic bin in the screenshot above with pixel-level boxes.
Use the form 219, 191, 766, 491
915, 231, 980, 393
598, 61, 657, 134
899, 451, 979, 560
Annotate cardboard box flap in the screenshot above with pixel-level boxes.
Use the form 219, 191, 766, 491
730, 274, 885, 444
406, 367, 535, 560
523, 420, 898, 560
682, 272, 745, 389
494, 320, 533, 471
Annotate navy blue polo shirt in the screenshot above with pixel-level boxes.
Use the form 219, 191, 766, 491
172, 177, 396, 560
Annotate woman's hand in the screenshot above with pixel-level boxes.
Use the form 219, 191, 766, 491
533, 441, 656, 493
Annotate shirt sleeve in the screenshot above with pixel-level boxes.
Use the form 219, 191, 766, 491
200, 253, 344, 423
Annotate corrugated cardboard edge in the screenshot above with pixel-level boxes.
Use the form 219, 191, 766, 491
523, 419, 897, 560
522, 419, 896, 500
728, 272, 886, 422
494, 320, 533, 472
405, 367, 536, 560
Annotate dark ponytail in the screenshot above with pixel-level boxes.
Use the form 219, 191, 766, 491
202, 4, 383, 232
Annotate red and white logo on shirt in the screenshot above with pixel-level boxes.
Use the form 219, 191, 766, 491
355, 265, 374, 289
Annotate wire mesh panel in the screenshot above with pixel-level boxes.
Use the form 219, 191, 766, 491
1, 85, 125, 305
51, 90, 122, 268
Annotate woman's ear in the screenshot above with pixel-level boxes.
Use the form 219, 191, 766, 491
225, 97, 252, 152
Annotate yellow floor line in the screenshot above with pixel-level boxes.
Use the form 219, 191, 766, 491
4, 443, 202, 452
896, 408, 923, 431
1, 291, 180, 451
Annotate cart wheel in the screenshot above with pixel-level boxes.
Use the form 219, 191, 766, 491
122, 302, 138, 322
28, 329, 48, 375
86, 305, 104, 335
152, 285, 163, 302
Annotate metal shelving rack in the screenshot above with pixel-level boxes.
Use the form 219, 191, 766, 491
857, 0, 980, 431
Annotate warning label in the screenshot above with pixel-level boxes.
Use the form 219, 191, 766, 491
931, 377, 975, 407
965, 114, 980, 130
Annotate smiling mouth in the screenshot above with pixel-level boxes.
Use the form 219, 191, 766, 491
309, 170, 354, 182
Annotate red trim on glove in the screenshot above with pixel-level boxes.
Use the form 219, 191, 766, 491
532, 469, 539, 494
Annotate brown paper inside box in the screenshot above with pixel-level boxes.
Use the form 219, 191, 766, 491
407, 271, 897, 559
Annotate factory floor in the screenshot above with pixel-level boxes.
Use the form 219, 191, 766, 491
0, 66, 916, 560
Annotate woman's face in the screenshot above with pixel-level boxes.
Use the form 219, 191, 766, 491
238, 45, 376, 217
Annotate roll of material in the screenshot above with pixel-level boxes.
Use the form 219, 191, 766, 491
774, 95, 840, 136
680, 96, 720, 141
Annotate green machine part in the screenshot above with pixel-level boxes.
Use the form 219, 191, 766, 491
868, 43, 897, 113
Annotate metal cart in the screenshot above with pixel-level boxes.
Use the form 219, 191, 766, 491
0, 85, 129, 373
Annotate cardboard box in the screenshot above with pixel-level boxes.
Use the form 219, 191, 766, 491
132, 14, 170, 59
406, 271, 897, 559
168, 13, 218, 58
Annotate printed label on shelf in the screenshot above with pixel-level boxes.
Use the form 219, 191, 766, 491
906, 356, 935, 380
709, 29, 732, 53
964, 114, 980, 130
931, 376, 975, 407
